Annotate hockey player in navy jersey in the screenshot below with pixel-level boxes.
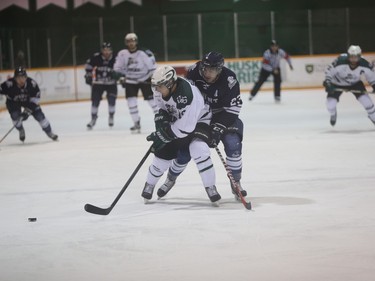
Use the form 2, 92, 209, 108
113, 33, 157, 133
156, 52, 247, 201
141, 65, 220, 204
84, 42, 118, 129
323, 45, 375, 126
0, 67, 58, 142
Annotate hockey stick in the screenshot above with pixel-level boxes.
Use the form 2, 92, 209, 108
0, 110, 31, 144
335, 88, 374, 95
84, 145, 153, 215
0, 124, 17, 144
213, 145, 252, 210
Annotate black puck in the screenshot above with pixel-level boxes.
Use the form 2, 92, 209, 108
28, 218, 37, 222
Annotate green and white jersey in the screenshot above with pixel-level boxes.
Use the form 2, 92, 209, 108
153, 77, 211, 138
325, 54, 375, 87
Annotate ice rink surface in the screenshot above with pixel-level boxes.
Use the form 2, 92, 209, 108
1, 89, 375, 281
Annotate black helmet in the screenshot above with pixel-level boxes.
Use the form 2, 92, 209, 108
270, 40, 278, 46
14, 66, 27, 77
101, 42, 112, 50
201, 51, 224, 70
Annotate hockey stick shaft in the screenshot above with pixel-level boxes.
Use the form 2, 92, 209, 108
0, 115, 26, 144
0, 124, 17, 144
213, 145, 252, 210
335, 88, 373, 94
84, 145, 153, 215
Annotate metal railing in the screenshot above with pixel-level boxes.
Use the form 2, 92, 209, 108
1, 7, 374, 70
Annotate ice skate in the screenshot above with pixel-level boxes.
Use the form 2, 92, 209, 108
330, 112, 337, 126
130, 120, 141, 134
275, 96, 281, 103
87, 116, 97, 129
46, 131, 58, 141
108, 114, 114, 127
231, 181, 247, 201
205, 185, 221, 204
141, 182, 155, 203
157, 173, 177, 199
19, 127, 25, 142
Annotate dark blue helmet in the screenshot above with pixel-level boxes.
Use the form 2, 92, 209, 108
199, 52, 224, 81
101, 42, 112, 50
201, 51, 224, 69
14, 66, 27, 77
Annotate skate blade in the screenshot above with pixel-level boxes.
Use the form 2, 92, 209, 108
211, 201, 220, 207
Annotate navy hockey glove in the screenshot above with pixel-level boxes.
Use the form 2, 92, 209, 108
323, 80, 335, 94
210, 123, 226, 147
20, 108, 33, 121
154, 109, 171, 130
85, 73, 92, 85
147, 126, 176, 152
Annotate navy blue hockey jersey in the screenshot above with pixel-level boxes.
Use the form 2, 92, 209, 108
186, 62, 242, 127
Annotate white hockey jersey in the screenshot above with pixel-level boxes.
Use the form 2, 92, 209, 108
113, 48, 156, 84
262, 48, 292, 72
152, 77, 211, 139
325, 54, 375, 87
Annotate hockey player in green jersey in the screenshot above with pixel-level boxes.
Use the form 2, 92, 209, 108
141, 65, 221, 205
323, 45, 375, 126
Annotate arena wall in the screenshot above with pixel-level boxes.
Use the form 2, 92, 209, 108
1, 53, 374, 110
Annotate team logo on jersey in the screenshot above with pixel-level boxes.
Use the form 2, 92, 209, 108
176, 95, 188, 109
305, 64, 314, 74
227, 76, 237, 89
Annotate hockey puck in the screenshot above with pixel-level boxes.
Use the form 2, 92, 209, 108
28, 218, 37, 222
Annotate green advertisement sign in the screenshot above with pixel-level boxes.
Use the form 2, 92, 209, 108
226, 60, 262, 84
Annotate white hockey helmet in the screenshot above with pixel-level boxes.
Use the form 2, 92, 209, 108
125, 33, 138, 42
151, 66, 177, 89
347, 45, 362, 56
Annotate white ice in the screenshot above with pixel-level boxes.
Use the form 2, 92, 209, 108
1, 89, 375, 281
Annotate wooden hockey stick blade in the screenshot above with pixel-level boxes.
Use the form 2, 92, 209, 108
84, 145, 153, 216
231, 179, 252, 210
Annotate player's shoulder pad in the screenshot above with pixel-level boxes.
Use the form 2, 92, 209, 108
358, 57, 373, 69
221, 67, 238, 89
188, 62, 199, 72
186, 62, 199, 79
333, 54, 348, 66
28, 77, 38, 88
173, 77, 194, 109
139, 48, 154, 57
4, 78, 14, 88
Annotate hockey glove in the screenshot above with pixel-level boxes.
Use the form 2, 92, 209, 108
20, 108, 33, 121
111, 71, 123, 81
210, 123, 226, 147
85, 73, 93, 85
118, 77, 126, 88
147, 126, 176, 152
323, 80, 335, 94
154, 109, 171, 130
192, 123, 212, 145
